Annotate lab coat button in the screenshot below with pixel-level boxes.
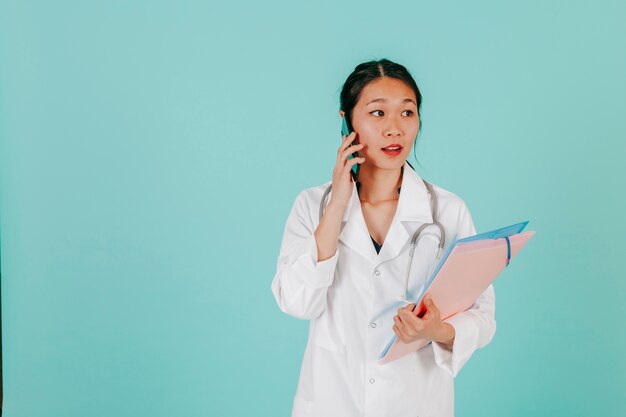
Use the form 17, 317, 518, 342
374, 269, 380, 276
370, 322, 377, 328
369, 378, 375, 383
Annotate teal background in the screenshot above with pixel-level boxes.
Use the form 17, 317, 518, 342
1, 1, 624, 416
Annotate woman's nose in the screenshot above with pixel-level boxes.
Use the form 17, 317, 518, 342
384, 115, 403, 137
384, 123, 402, 137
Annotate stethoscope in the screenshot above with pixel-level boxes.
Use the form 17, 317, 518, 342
318, 162, 447, 302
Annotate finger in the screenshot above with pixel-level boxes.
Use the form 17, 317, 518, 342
400, 305, 415, 317
337, 132, 356, 157
344, 156, 365, 173
425, 294, 439, 315
335, 135, 354, 166
398, 308, 408, 319
399, 308, 418, 326
393, 315, 409, 333
340, 131, 355, 146
344, 130, 356, 143
343, 144, 364, 161
340, 144, 365, 165
400, 309, 425, 331
392, 324, 404, 340
393, 316, 407, 340
423, 308, 438, 323
393, 324, 409, 343
335, 134, 352, 166
425, 294, 437, 307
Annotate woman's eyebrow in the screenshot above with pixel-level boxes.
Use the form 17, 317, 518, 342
366, 98, 417, 106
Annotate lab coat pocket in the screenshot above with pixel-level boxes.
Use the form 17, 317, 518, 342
315, 341, 347, 355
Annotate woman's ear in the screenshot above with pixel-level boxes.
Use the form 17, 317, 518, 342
339, 110, 345, 118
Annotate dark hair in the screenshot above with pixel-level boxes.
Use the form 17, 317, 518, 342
339, 58, 423, 168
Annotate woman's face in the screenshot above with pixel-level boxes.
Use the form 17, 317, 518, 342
343, 77, 420, 171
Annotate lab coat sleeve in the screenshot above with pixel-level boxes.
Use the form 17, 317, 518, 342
431, 201, 497, 378
271, 190, 339, 320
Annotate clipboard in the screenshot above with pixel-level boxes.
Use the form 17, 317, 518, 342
378, 221, 536, 365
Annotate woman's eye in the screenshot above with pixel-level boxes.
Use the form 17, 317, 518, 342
370, 110, 384, 117
402, 110, 414, 116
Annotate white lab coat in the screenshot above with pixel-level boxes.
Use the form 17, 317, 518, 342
271, 161, 496, 417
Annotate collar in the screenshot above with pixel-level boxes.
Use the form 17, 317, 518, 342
337, 161, 434, 263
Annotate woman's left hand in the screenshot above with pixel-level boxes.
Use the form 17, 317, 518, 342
392, 293, 455, 346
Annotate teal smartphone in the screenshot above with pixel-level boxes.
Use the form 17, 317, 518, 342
341, 117, 360, 182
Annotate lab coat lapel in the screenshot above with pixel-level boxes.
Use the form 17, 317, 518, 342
337, 161, 433, 264
338, 181, 379, 261
376, 162, 433, 264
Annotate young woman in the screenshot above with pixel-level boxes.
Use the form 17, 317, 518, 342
271, 59, 496, 417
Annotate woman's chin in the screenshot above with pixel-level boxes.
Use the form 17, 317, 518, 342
361, 160, 405, 172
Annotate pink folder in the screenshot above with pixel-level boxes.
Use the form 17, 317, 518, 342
378, 230, 536, 365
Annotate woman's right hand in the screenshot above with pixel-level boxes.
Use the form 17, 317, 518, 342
330, 132, 365, 208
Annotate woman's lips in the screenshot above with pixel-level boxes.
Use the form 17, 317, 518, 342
381, 144, 402, 156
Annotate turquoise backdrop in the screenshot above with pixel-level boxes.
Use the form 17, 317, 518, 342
1, 1, 624, 416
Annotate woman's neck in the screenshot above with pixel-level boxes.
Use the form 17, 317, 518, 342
357, 165, 403, 204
